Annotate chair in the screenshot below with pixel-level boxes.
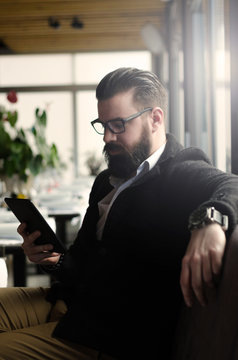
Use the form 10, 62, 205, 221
172, 225, 238, 360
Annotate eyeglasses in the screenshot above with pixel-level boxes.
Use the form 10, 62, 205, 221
91, 107, 153, 135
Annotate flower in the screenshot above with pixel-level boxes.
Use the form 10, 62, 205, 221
7, 90, 18, 104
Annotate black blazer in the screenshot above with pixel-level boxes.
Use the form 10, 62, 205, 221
49, 133, 238, 359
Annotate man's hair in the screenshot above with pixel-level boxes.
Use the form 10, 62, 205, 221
96, 67, 168, 119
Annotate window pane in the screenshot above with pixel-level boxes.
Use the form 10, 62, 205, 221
75, 51, 152, 84
76, 91, 105, 175
205, 0, 231, 171
0, 54, 72, 86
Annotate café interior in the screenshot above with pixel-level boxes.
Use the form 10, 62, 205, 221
0, 0, 237, 290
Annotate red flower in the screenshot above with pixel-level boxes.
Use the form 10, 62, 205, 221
7, 91, 18, 103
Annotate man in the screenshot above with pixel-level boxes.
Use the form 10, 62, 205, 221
0, 67, 238, 359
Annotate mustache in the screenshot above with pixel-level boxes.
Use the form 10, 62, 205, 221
103, 143, 126, 154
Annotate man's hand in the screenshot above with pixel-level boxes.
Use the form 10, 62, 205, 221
180, 223, 226, 307
18, 223, 61, 266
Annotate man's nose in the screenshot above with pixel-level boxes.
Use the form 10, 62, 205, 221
103, 127, 117, 143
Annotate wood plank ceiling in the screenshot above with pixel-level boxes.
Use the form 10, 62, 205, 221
0, 0, 168, 54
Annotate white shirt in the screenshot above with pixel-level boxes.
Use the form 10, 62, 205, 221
96, 143, 166, 240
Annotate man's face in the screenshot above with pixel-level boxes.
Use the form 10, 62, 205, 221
98, 90, 152, 178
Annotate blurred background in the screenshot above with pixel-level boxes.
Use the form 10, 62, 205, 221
0, 0, 237, 286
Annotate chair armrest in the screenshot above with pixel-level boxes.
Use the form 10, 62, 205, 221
172, 225, 238, 360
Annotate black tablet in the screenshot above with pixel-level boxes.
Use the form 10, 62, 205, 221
4, 197, 66, 253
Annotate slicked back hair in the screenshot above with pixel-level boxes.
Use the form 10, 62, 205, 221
96, 67, 168, 120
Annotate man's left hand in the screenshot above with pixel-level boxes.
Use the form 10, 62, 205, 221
180, 223, 226, 307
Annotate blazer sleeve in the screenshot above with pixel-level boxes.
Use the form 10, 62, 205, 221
166, 147, 238, 235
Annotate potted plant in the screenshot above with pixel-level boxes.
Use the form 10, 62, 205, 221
0, 91, 63, 196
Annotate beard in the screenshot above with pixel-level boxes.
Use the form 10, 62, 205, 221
103, 129, 151, 179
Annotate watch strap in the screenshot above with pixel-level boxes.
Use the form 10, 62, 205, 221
188, 206, 229, 231
208, 207, 228, 230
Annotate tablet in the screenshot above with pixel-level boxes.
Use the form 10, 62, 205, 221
4, 197, 66, 253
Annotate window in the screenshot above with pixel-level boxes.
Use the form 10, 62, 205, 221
173, 0, 231, 171
0, 54, 72, 86
0, 51, 152, 179
75, 51, 152, 84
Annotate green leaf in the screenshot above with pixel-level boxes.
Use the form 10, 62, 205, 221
29, 154, 43, 175
17, 128, 27, 142
0, 124, 11, 157
7, 111, 18, 127
35, 108, 47, 127
31, 126, 37, 136
48, 143, 60, 167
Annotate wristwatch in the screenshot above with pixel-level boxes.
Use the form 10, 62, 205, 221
188, 206, 228, 231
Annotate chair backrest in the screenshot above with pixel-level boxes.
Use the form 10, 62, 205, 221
172, 225, 238, 360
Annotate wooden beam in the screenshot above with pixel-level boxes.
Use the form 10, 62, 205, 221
0, 0, 165, 18
3, 33, 148, 53
0, 16, 162, 36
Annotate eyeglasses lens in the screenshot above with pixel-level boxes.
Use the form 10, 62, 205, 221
93, 122, 105, 134
108, 120, 124, 134
93, 119, 125, 134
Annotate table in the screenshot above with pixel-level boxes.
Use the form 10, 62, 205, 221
48, 210, 80, 246
0, 239, 26, 287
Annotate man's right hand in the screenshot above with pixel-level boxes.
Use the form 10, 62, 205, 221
17, 223, 61, 266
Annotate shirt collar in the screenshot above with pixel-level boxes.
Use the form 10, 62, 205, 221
137, 142, 166, 173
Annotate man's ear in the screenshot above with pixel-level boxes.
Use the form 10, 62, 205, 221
151, 107, 164, 132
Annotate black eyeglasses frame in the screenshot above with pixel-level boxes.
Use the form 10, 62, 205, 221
91, 107, 153, 135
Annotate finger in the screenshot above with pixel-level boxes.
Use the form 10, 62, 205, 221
21, 231, 41, 246
27, 247, 57, 258
210, 248, 223, 286
28, 252, 58, 264
202, 252, 214, 288
22, 243, 54, 261
17, 222, 28, 235
210, 247, 223, 275
190, 253, 206, 306
46, 251, 61, 257
180, 256, 193, 307
28, 252, 61, 265
22, 242, 54, 254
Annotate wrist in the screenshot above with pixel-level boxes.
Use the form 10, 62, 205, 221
188, 206, 228, 232
45, 253, 65, 271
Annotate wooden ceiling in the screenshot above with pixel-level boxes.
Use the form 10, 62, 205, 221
0, 0, 168, 54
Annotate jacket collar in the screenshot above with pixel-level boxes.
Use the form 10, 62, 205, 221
159, 133, 184, 163
128, 133, 183, 186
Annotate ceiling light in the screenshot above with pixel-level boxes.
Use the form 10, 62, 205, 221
71, 17, 84, 29
48, 17, 61, 29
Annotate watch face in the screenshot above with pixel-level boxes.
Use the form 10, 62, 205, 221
189, 206, 228, 231
189, 207, 207, 227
